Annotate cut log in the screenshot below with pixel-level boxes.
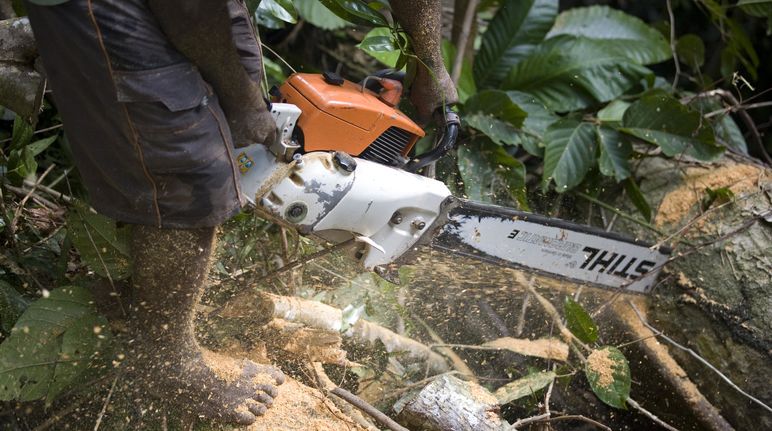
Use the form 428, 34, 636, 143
394, 374, 507, 431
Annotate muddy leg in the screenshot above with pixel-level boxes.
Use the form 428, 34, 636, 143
127, 225, 284, 425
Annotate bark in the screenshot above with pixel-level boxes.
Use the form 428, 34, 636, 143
0, 18, 42, 121
393, 374, 506, 431
0, 17, 36, 62
0, 63, 44, 122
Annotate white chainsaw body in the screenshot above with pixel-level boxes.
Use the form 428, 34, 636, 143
235, 103, 451, 270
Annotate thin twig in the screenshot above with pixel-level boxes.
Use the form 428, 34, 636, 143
666, 0, 680, 90
450, 0, 479, 85
628, 301, 772, 414
511, 413, 551, 429
538, 414, 612, 430
627, 397, 680, 431
249, 238, 356, 285
576, 192, 667, 237
93, 374, 119, 431
0, 123, 63, 145
9, 164, 55, 235
330, 387, 409, 431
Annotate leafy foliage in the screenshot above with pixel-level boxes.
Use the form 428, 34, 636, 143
66, 205, 131, 280
494, 370, 556, 404
0, 286, 111, 403
564, 298, 599, 344
585, 346, 631, 409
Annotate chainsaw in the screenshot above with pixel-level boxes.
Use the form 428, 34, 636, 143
235, 72, 669, 293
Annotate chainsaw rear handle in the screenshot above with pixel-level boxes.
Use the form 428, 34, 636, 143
405, 106, 460, 173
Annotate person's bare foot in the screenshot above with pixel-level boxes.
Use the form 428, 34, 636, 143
130, 346, 285, 425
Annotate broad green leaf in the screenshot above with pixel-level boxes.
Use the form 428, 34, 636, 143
358, 28, 401, 68
547, 6, 671, 65
464, 90, 527, 128
564, 298, 598, 343
263, 57, 287, 87
597, 100, 630, 124
67, 206, 131, 280
585, 346, 631, 409
624, 178, 651, 222
596, 126, 631, 182
0, 286, 111, 403
702, 187, 735, 211
441, 40, 477, 103
542, 119, 597, 192
255, 0, 297, 28
27, 134, 58, 157
318, 0, 388, 27
738, 0, 772, 33
0, 281, 30, 335
621, 92, 722, 161
465, 113, 521, 147
494, 371, 556, 404
701, 0, 759, 78
458, 139, 528, 209
10, 116, 33, 151
688, 96, 748, 155
474, 0, 558, 88
503, 36, 653, 112
676, 34, 705, 69
506, 91, 557, 157
294, 0, 348, 30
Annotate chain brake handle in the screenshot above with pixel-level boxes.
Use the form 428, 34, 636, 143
404, 105, 460, 173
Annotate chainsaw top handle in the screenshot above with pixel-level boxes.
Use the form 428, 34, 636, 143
405, 106, 460, 173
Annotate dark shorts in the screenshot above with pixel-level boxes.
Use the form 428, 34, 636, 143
25, 0, 262, 228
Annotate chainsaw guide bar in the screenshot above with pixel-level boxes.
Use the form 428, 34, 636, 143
428, 199, 671, 293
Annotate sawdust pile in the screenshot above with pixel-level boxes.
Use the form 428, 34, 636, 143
246, 378, 367, 431
587, 349, 616, 388
655, 163, 767, 227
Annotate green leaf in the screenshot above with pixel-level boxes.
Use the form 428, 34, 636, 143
597, 100, 630, 124
506, 91, 557, 157
702, 187, 734, 211
464, 90, 527, 128
0, 281, 30, 335
263, 57, 287, 87
688, 96, 748, 155
67, 206, 131, 280
465, 114, 521, 147
621, 92, 722, 161
547, 6, 671, 65
564, 298, 599, 343
457, 139, 529, 209
596, 126, 631, 182
474, 0, 558, 88
294, 0, 348, 30
441, 40, 477, 103
27, 134, 58, 158
494, 370, 556, 404
358, 28, 401, 68
676, 34, 705, 69
585, 346, 631, 409
10, 116, 33, 151
503, 36, 653, 112
255, 0, 297, 28
0, 286, 111, 403
624, 178, 651, 222
738, 0, 772, 33
542, 119, 597, 192
318, 0, 388, 27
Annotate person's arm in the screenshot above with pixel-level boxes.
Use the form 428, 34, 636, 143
391, 0, 458, 122
147, 0, 275, 147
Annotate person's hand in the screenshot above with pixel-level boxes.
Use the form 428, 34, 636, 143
409, 63, 459, 124
224, 81, 277, 148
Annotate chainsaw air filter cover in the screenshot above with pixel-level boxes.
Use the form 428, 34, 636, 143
279, 73, 425, 166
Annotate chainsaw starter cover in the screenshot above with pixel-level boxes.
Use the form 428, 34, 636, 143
279, 73, 424, 159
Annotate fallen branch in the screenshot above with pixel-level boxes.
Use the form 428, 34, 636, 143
627, 398, 680, 431
313, 362, 408, 431
227, 293, 450, 374
432, 336, 569, 362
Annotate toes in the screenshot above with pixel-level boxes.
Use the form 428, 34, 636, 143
270, 368, 286, 385
229, 409, 257, 426
256, 383, 279, 398
246, 400, 267, 417
254, 391, 274, 408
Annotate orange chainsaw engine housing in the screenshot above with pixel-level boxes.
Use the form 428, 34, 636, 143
277, 73, 425, 166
